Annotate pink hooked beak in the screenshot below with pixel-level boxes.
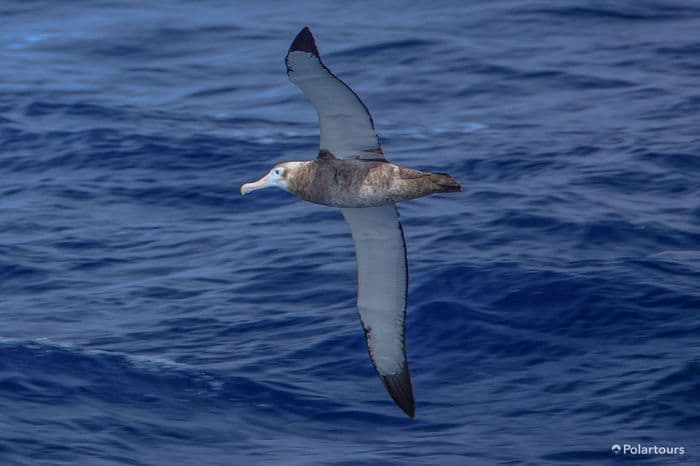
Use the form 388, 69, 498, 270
240, 172, 273, 195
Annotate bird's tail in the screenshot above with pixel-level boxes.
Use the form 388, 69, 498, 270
430, 173, 462, 193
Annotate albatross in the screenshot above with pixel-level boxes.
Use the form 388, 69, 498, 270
241, 27, 461, 419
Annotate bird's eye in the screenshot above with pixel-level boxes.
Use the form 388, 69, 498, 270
274, 169, 282, 176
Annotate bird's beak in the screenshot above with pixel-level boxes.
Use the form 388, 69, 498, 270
241, 173, 272, 195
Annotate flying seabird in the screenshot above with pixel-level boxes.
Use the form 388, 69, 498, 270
241, 27, 461, 419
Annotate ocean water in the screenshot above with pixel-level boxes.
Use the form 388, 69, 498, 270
1, 0, 699, 464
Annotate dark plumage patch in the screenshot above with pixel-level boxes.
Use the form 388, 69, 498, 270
381, 368, 416, 420
430, 173, 462, 192
288, 26, 320, 58
317, 149, 336, 160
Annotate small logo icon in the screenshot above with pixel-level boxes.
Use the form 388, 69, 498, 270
611, 444, 622, 455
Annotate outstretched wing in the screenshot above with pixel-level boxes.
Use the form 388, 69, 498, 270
285, 27, 384, 160
341, 205, 415, 419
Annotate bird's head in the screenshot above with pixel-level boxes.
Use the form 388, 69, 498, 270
240, 161, 306, 196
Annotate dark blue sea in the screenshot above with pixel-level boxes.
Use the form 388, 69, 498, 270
2, 1, 699, 464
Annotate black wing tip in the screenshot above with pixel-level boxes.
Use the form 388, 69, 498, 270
288, 26, 320, 58
381, 369, 416, 420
